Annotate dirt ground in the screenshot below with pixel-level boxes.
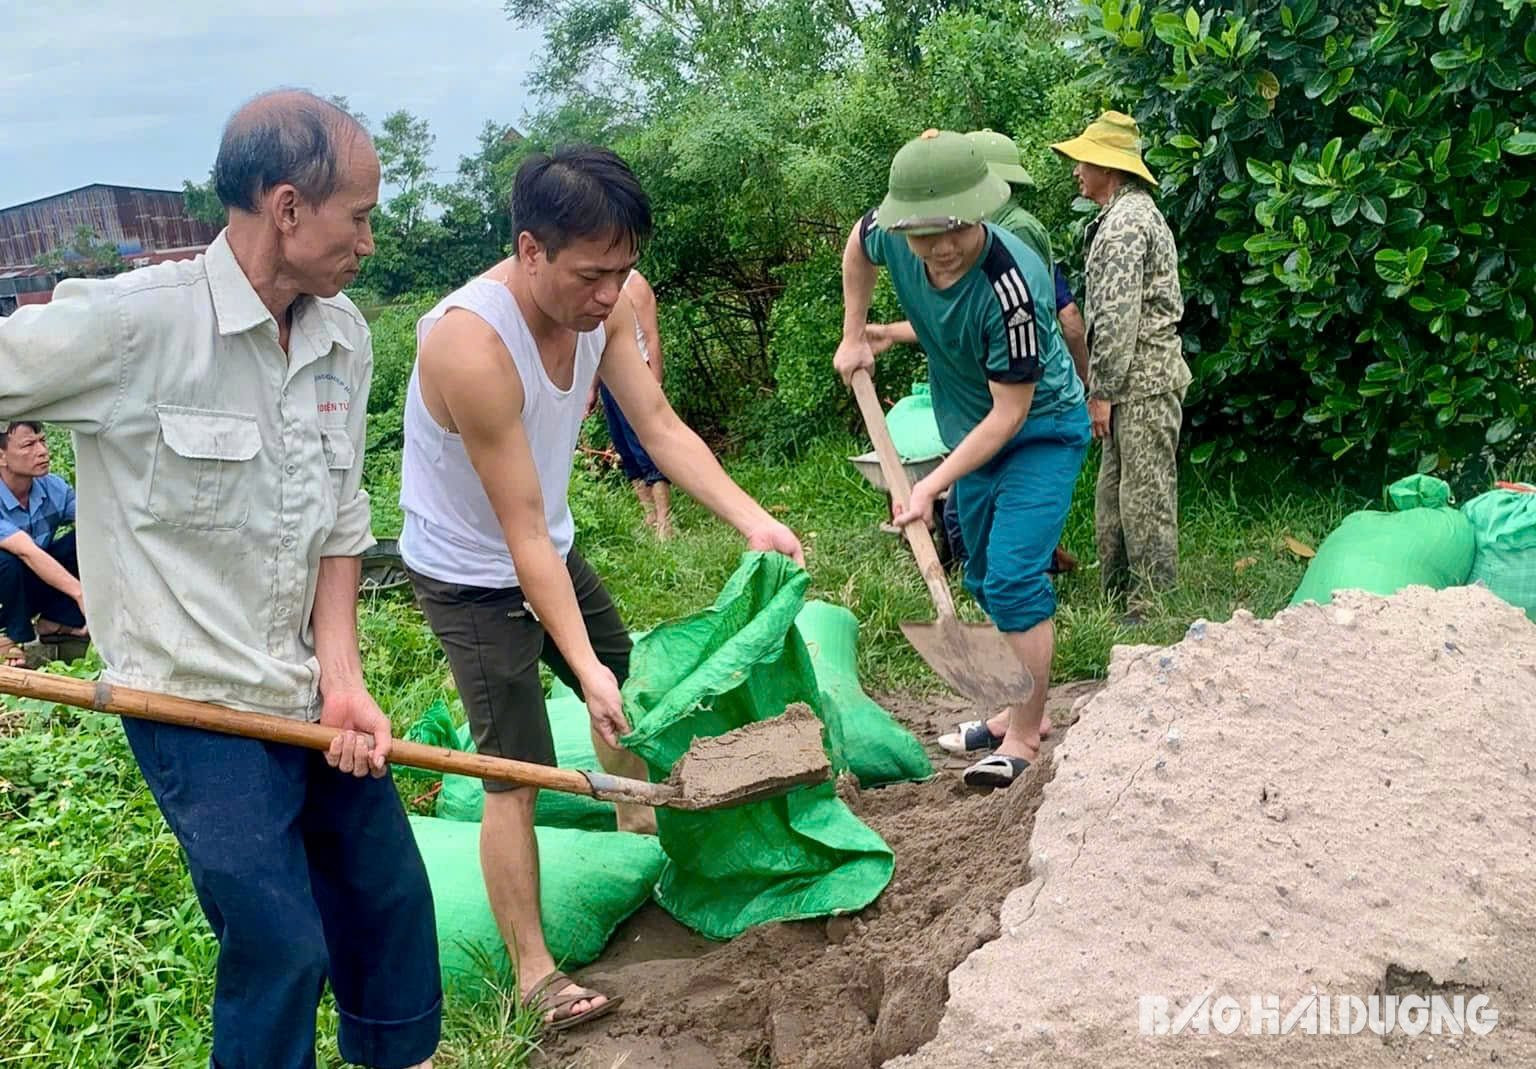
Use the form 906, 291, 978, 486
543, 681, 1104, 1069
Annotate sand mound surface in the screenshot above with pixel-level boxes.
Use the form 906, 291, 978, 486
895, 585, 1536, 1068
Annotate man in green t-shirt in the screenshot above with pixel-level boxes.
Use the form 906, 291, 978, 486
967, 129, 1089, 384
868, 128, 1089, 653
835, 129, 1090, 790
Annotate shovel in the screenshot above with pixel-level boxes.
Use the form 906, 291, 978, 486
849, 368, 1032, 712
0, 667, 830, 811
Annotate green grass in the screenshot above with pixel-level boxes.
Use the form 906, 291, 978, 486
551, 435, 1364, 691
1, 432, 1367, 1067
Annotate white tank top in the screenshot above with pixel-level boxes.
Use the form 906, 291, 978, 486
399, 277, 605, 588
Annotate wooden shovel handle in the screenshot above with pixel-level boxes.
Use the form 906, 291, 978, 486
0, 666, 617, 799
849, 368, 957, 619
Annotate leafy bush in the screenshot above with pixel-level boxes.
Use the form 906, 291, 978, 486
504, 0, 1093, 443
768, 248, 927, 436
1079, 0, 1536, 481
368, 294, 441, 421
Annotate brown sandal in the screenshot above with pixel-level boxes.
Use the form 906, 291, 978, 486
522, 969, 622, 1032
0, 639, 26, 667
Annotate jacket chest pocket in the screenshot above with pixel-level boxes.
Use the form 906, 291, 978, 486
148, 406, 263, 531
320, 424, 354, 501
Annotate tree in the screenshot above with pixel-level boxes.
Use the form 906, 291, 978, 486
36, 227, 128, 278
375, 109, 437, 237
1077, 0, 1536, 481
498, 0, 1088, 437
181, 177, 226, 227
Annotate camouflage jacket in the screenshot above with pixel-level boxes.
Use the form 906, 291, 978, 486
1083, 184, 1191, 403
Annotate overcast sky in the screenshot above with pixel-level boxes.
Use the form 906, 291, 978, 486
0, 0, 540, 207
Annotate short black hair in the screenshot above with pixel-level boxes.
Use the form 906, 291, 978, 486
0, 421, 43, 450
213, 89, 368, 214
510, 145, 653, 260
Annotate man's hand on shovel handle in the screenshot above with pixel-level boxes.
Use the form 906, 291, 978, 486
891, 476, 940, 530
320, 687, 393, 778
834, 333, 876, 386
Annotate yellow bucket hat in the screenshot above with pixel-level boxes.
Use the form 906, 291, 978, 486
1050, 111, 1157, 187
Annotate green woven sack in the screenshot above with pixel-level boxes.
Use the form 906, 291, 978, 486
1290, 474, 1475, 607
885, 382, 948, 462
1463, 488, 1536, 621
409, 816, 664, 993
623, 553, 894, 941
793, 600, 932, 786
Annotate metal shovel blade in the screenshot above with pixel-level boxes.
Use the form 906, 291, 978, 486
899, 616, 1034, 711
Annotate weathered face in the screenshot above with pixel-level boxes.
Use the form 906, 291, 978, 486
0, 425, 50, 479
282, 132, 381, 298
905, 223, 986, 279
520, 230, 638, 332
1073, 161, 1119, 204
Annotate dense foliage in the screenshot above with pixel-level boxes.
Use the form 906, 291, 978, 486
1079, 0, 1536, 481
180, 0, 1536, 472
500, 0, 1092, 439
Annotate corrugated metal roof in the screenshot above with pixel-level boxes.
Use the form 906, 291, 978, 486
0, 185, 218, 266
0, 183, 186, 215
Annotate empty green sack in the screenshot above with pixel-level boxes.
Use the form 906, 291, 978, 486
622, 552, 894, 941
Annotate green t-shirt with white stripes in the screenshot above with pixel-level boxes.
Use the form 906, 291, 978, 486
860, 214, 1083, 449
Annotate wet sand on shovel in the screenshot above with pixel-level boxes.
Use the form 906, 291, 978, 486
669, 703, 832, 808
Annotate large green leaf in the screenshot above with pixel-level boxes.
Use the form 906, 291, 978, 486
1319, 137, 1342, 177
1486, 417, 1519, 445
1504, 131, 1536, 156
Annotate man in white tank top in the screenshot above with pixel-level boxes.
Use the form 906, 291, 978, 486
399, 145, 803, 1032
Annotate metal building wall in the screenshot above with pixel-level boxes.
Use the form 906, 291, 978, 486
0, 185, 219, 265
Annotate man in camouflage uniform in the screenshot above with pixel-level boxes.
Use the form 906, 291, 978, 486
1053, 112, 1191, 621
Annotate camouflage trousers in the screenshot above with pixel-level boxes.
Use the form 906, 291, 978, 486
1096, 390, 1185, 609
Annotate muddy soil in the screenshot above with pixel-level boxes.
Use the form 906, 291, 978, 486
545, 682, 1103, 1069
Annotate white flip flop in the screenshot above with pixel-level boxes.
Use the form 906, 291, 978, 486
936, 719, 1003, 755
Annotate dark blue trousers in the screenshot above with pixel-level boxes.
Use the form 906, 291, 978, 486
0, 530, 85, 643
599, 383, 666, 485
121, 719, 442, 1069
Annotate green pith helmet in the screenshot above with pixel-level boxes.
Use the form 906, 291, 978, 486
966, 129, 1035, 188
876, 129, 1011, 236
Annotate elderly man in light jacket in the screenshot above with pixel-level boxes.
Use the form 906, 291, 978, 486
0, 90, 440, 1069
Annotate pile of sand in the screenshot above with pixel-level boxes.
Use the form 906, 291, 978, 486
895, 585, 1536, 1068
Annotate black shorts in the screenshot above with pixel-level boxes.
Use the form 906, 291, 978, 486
408, 549, 630, 791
